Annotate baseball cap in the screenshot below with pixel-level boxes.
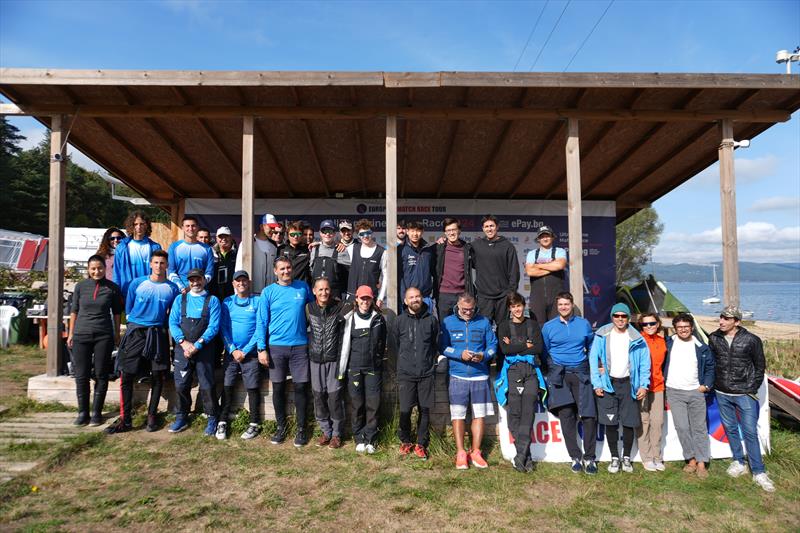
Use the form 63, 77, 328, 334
536, 226, 555, 240
261, 214, 280, 228
187, 268, 205, 280
355, 285, 374, 299
320, 219, 336, 231
215, 226, 232, 236
339, 220, 353, 230
232, 270, 249, 280
720, 305, 742, 320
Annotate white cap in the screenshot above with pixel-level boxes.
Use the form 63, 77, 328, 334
215, 226, 232, 236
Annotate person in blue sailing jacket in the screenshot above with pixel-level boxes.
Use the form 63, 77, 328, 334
114, 211, 162, 298
168, 215, 215, 293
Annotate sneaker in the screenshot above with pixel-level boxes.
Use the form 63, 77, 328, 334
241, 424, 261, 440
413, 444, 428, 461
104, 418, 132, 434
583, 460, 598, 475
512, 455, 528, 473
469, 449, 488, 469
73, 412, 90, 426
168, 415, 189, 434
608, 457, 621, 474
456, 450, 469, 470
355, 443, 367, 453
571, 459, 583, 474
524, 457, 535, 473
294, 430, 308, 448
89, 414, 103, 427
145, 414, 159, 432
753, 473, 775, 493
215, 421, 228, 440
643, 461, 658, 472
622, 457, 634, 473
365, 444, 376, 454
655, 461, 666, 472
203, 417, 218, 437
399, 442, 414, 456
329, 436, 343, 449
727, 460, 749, 478
270, 426, 287, 445
317, 434, 331, 447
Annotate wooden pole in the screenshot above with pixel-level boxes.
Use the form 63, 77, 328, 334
718, 119, 740, 308
565, 118, 585, 314
241, 116, 255, 276
169, 199, 185, 244
385, 116, 399, 312
46, 115, 67, 376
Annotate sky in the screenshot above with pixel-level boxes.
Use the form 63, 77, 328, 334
1, 0, 798, 265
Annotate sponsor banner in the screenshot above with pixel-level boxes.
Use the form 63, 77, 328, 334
498, 381, 770, 463
186, 198, 616, 326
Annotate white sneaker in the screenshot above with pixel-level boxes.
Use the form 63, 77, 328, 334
621, 457, 634, 473
365, 444, 376, 455
753, 473, 775, 493
607, 457, 620, 474
355, 443, 366, 453
727, 460, 749, 478
655, 461, 666, 472
643, 460, 658, 472
215, 421, 227, 441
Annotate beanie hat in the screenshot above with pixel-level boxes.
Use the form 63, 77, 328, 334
610, 302, 631, 319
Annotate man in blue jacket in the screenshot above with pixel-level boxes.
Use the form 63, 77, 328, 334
114, 211, 162, 298
167, 215, 215, 293
440, 293, 498, 470
589, 302, 650, 474
168, 268, 222, 436
398, 220, 436, 307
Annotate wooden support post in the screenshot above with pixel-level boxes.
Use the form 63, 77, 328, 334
565, 118, 585, 314
385, 116, 399, 312
241, 116, 255, 276
46, 115, 67, 376
718, 119, 740, 308
170, 199, 185, 243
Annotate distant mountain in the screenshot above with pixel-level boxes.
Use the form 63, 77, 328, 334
646, 262, 800, 283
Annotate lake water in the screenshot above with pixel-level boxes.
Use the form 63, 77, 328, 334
665, 282, 800, 325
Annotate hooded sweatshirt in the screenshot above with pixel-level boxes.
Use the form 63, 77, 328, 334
471, 235, 520, 299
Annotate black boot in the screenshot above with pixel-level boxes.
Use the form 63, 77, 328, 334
89, 385, 106, 426
74, 385, 90, 426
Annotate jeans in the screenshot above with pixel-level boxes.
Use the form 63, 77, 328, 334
716, 392, 765, 475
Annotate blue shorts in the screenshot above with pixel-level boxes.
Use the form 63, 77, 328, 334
223, 354, 264, 389
448, 376, 495, 420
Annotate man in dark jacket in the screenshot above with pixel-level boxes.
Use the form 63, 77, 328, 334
398, 220, 437, 306
396, 287, 440, 460
708, 306, 774, 492
435, 217, 475, 319
471, 215, 519, 331
211, 226, 237, 301
307, 278, 347, 449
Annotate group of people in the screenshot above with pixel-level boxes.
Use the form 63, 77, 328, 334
66, 211, 774, 493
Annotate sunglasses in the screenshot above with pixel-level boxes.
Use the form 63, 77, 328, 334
288, 232, 303, 238
358, 230, 373, 237
108, 236, 123, 242
320, 229, 335, 235
640, 321, 658, 327
612, 314, 629, 319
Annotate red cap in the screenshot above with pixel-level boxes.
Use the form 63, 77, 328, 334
355, 285, 374, 299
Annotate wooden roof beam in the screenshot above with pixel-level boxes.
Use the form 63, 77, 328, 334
435, 88, 470, 198
292, 87, 330, 197
400, 88, 413, 198
351, 87, 369, 196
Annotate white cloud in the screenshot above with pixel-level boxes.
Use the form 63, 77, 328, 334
692, 155, 779, 187
653, 221, 800, 263
749, 196, 800, 212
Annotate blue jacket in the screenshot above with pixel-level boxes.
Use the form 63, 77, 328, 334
664, 335, 715, 390
439, 313, 498, 379
398, 239, 437, 299
589, 324, 651, 399
221, 294, 261, 357
114, 236, 162, 297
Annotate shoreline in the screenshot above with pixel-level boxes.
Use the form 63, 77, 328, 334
694, 314, 800, 341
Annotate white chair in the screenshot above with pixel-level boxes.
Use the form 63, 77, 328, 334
0, 305, 20, 349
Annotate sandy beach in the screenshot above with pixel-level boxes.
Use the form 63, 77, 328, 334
694, 315, 800, 341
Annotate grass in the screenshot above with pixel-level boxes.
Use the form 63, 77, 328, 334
0, 344, 45, 402
763, 339, 800, 378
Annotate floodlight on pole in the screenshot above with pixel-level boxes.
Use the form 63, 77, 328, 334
775, 47, 800, 74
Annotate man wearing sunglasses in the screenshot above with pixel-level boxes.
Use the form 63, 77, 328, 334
279, 221, 312, 288
345, 219, 387, 307
236, 213, 281, 294
310, 219, 348, 300
589, 303, 650, 474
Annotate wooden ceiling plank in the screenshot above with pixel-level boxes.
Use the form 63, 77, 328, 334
292, 87, 330, 197
400, 88, 414, 198
350, 88, 369, 196
255, 121, 296, 197
435, 88, 470, 198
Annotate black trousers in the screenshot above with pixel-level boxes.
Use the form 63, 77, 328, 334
118, 369, 166, 424
398, 375, 434, 447
348, 369, 382, 445
554, 371, 598, 461
437, 292, 460, 320
506, 363, 539, 462
72, 332, 114, 412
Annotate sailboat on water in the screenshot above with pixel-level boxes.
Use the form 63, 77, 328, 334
702, 264, 721, 304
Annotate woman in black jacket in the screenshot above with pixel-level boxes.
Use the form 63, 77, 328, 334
67, 255, 123, 426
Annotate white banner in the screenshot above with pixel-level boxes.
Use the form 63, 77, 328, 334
498, 381, 770, 463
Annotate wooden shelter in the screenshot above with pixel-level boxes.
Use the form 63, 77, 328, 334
1, 68, 799, 378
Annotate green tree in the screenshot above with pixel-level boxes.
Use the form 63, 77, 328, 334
616, 207, 664, 285
0, 118, 26, 229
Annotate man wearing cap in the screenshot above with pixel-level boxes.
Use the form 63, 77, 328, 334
168, 215, 215, 294
236, 213, 281, 294
211, 226, 237, 301
525, 226, 567, 323
346, 219, 388, 307
708, 306, 775, 492
168, 268, 222, 436
310, 219, 348, 300
279, 221, 312, 288
216, 270, 263, 440
335, 220, 358, 278
256, 256, 314, 446
589, 302, 650, 474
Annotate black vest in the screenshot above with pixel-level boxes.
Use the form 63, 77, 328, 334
347, 243, 384, 297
